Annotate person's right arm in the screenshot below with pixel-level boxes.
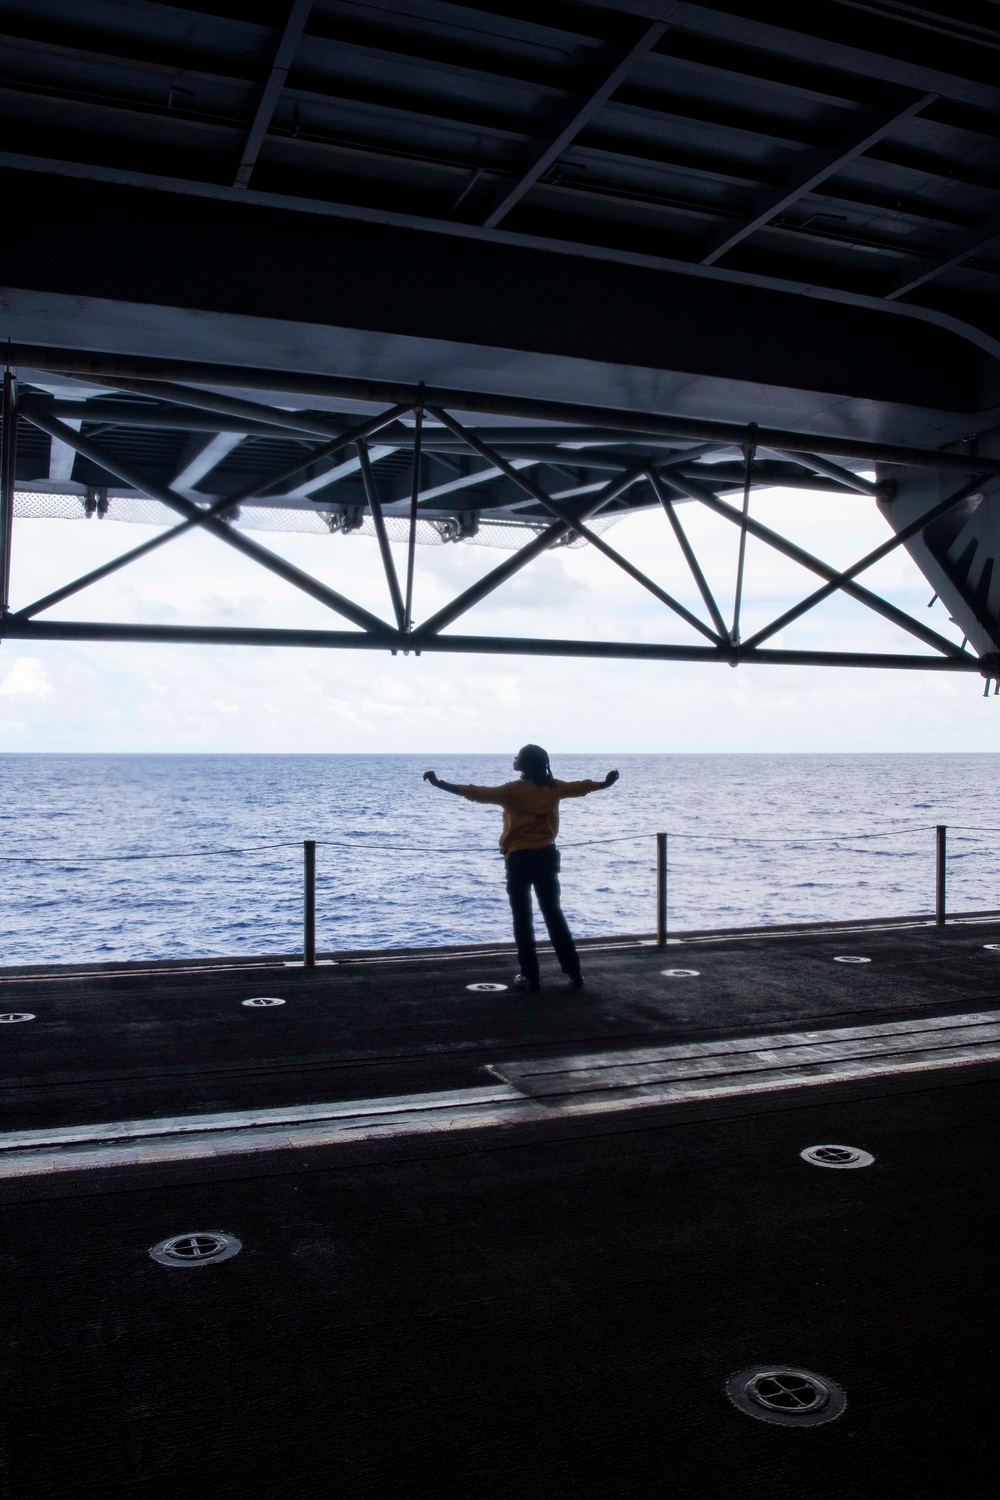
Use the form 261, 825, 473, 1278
423, 770, 465, 796
423, 772, 507, 802
559, 770, 620, 798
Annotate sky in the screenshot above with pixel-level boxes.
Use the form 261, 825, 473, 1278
1, 484, 996, 753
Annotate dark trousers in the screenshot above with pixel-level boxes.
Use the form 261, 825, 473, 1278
504, 845, 581, 986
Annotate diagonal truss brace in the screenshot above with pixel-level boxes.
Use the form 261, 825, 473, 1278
413, 467, 647, 640
740, 473, 990, 650
659, 468, 966, 658
19, 405, 399, 634
428, 408, 729, 646
11, 402, 410, 622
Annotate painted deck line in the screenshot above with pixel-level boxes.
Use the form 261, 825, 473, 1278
2, 1012, 999, 1181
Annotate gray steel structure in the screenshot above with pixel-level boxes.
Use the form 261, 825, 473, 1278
2, 1, 1000, 676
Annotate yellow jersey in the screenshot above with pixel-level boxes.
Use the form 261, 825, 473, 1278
455, 778, 603, 856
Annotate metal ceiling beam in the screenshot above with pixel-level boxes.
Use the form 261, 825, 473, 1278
6, 154, 1000, 392
479, 21, 667, 229
234, 0, 314, 189
170, 432, 243, 494
23, 357, 998, 480
701, 90, 937, 265
885, 206, 1000, 300
2, 616, 982, 672
771, 450, 877, 495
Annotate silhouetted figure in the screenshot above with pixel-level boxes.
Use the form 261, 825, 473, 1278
424, 745, 620, 992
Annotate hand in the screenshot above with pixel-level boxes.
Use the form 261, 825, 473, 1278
423, 770, 440, 786
604, 769, 619, 786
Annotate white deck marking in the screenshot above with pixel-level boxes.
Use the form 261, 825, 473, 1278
1, 1012, 998, 1180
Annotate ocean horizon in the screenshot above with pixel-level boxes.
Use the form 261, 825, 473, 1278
1, 752, 997, 966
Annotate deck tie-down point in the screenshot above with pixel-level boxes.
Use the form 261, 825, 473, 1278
801, 1144, 874, 1169
149, 1232, 242, 1267
726, 1366, 846, 1427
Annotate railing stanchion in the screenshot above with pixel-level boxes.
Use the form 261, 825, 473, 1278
656, 832, 667, 946
304, 839, 316, 966
935, 824, 947, 927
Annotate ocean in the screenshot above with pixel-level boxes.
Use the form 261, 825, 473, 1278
1, 754, 997, 967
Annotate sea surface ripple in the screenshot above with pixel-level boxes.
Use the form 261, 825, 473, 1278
1, 753, 997, 965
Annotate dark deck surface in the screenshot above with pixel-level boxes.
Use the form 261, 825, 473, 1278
0, 919, 997, 1497
3, 917, 1000, 1130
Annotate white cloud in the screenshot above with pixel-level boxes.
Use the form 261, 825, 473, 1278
3, 501, 994, 752
0, 657, 54, 699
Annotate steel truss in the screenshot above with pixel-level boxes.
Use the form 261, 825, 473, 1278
1, 357, 997, 678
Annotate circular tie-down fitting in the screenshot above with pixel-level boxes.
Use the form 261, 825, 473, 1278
833, 955, 871, 964
241, 996, 286, 1008
466, 981, 508, 993
149, 1232, 242, 1268
801, 1144, 875, 1170
0, 1012, 35, 1023
661, 968, 700, 978
726, 1366, 847, 1428
984, 944, 1000, 951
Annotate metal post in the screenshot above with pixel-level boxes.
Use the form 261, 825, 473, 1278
935, 824, 947, 927
303, 839, 316, 966
1, 366, 17, 624
656, 832, 667, 946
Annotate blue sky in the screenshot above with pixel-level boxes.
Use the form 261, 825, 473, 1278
1, 485, 995, 752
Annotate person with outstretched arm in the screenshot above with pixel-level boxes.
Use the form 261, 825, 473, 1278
423, 744, 619, 993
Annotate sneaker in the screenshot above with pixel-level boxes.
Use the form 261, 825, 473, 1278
513, 973, 541, 993
566, 972, 585, 990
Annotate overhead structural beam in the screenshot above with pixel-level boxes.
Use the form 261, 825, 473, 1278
701, 91, 937, 266
479, 21, 667, 229
101, 377, 382, 443
2, 617, 982, 672
771, 450, 877, 496
885, 205, 1000, 300
234, 0, 314, 188
33, 358, 1000, 480
170, 432, 243, 494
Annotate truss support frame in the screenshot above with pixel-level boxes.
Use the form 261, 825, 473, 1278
22, 405, 395, 635
660, 469, 966, 659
